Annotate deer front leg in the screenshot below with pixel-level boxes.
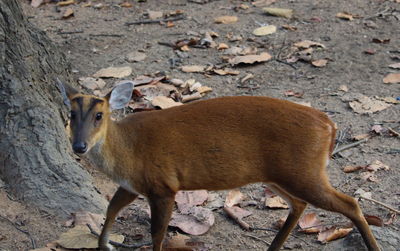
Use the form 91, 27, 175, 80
148, 194, 175, 251
99, 187, 138, 251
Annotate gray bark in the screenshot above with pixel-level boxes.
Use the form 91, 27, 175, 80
0, 0, 106, 216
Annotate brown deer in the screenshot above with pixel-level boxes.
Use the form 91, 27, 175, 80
62, 80, 380, 251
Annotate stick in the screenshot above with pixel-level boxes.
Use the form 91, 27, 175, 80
387, 127, 400, 137
125, 15, 185, 26
243, 234, 270, 246
224, 207, 250, 230
89, 33, 124, 37
359, 196, 400, 214
57, 30, 84, 35
86, 224, 152, 249
250, 226, 312, 247
332, 137, 370, 155
0, 215, 36, 249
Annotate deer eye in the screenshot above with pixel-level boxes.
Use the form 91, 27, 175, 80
95, 112, 103, 121
70, 111, 76, 120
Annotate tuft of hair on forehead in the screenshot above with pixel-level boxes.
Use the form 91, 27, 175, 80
71, 95, 106, 112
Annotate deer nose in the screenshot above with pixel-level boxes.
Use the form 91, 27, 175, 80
72, 142, 88, 154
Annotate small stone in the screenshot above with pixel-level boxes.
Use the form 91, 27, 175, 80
126, 51, 147, 63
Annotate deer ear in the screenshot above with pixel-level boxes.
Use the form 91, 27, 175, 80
107, 80, 135, 110
56, 78, 78, 108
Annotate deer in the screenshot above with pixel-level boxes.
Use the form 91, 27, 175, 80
61, 80, 380, 251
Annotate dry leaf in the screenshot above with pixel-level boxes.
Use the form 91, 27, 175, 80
364, 49, 376, 55
282, 24, 297, 31
252, 0, 277, 7
349, 95, 392, 114
93, 66, 132, 78
56, 225, 123, 249
284, 90, 303, 98
364, 215, 384, 227
148, 10, 163, 20
366, 160, 389, 172
372, 38, 390, 44
317, 227, 353, 243
339, 85, 349, 92
225, 190, 245, 207
182, 93, 203, 103
228, 52, 272, 66
225, 206, 252, 220
241, 73, 254, 83
164, 233, 192, 249
298, 213, 323, 233
354, 188, 372, 199
294, 40, 325, 49
293, 101, 312, 107
151, 96, 182, 109
253, 25, 277, 36
71, 211, 105, 233
311, 59, 328, 67
214, 16, 238, 24
353, 134, 370, 140
343, 165, 363, 173
120, 2, 133, 7
370, 125, 383, 134
360, 172, 378, 182
217, 43, 229, 50
263, 7, 294, 19
78, 77, 106, 90
181, 65, 206, 73
169, 207, 215, 235
197, 86, 213, 94
265, 196, 289, 209
383, 73, 400, 84
388, 63, 400, 69
31, 0, 44, 8
62, 8, 74, 19
213, 68, 240, 76
336, 12, 354, 20
57, 0, 75, 6
126, 51, 147, 63
384, 212, 396, 225
175, 190, 209, 213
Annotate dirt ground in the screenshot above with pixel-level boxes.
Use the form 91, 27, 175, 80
1, 0, 399, 250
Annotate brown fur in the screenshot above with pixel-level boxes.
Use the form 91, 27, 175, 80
67, 94, 380, 251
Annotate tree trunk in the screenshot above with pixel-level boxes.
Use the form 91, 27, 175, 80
0, 0, 106, 216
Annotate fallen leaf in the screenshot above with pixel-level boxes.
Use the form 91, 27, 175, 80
349, 95, 392, 114
126, 51, 147, 63
366, 160, 389, 172
164, 233, 190, 249
372, 38, 390, 44
265, 196, 289, 209
354, 188, 372, 199
284, 90, 303, 98
148, 10, 163, 20
31, 0, 44, 8
293, 101, 312, 107
214, 16, 238, 24
228, 52, 272, 66
166, 21, 175, 28
383, 73, 400, 84
62, 8, 74, 19
298, 213, 323, 233
93, 66, 132, 78
151, 96, 182, 109
71, 211, 105, 233
339, 85, 349, 92
225, 206, 252, 220
384, 212, 396, 225
197, 86, 213, 94
213, 68, 240, 76
225, 190, 245, 208
120, 2, 133, 7
294, 40, 325, 49
56, 225, 123, 249
370, 125, 383, 134
217, 43, 229, 50
263, 7, 294, 19
175, 190, 209, 213
360, 172, 378, 182
353, 134, 370, 140
336, 12, 355, 20
311, 59, 328, 67
78, 77, 106, 90
252, 0, 277, 7
57, 0, 75, 6
181, 65, 206, 73
343, 165, 363, 173
317, 227, 353, 243
273, 216, 287, 229
364, 49, 376, 55
389, 63, 400, 69
182, 92, 203, 103
169, 207, 215, 235
364, 215, 383, 227
253, 25, 277, 36
241, 73, 254, 83
282, 24, 297, 31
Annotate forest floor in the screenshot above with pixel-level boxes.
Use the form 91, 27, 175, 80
1, 0, 399, 250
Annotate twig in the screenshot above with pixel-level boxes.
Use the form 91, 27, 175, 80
250, 227, 312, 247
359, 196, 400, 214
89, 33, 124, 37
274, 59, 297, 69
332, 137, 370, 156
243, 234, 270, 247
86, 224, 152, 249
0, 215, 36, 249
125, 15, 186, 26
387, 127, 400, 137
224, 207, 250, 230
57, 30, 84, 35
363, 7, 393, 20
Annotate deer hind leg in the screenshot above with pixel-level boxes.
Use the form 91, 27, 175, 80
148, 194, 175, 251
99, 187, 138, 251
266, 185, 307, 251
281, 174, 380, 251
